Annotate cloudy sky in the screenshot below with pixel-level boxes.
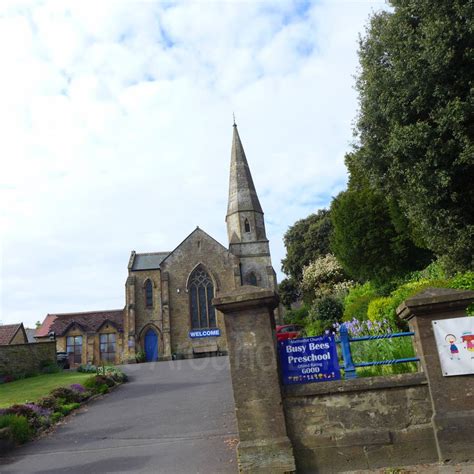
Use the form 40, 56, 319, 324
0, 0, 386, 328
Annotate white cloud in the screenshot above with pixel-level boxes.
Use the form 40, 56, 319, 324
0, 0, 387, 327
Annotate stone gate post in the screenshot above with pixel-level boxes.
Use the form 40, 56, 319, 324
397, 288, 474, 463
213, 286, 296, 473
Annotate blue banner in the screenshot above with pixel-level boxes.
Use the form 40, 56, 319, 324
278, 335, 341, 385
189, 328, 221, 338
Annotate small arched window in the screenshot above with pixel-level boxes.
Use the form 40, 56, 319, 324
246, 272, 258, 286
145, 279, 153, 308
244, 218, 251, 233
188, 266, 216, 329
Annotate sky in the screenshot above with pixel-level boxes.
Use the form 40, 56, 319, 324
0, 0, 387, 328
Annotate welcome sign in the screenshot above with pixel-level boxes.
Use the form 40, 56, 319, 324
278, 335, 341, 385
189, 328, 221, 338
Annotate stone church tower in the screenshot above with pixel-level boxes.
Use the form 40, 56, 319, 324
226, 123, 278, 291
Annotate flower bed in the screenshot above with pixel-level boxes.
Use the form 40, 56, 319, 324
0, 368, 127, 451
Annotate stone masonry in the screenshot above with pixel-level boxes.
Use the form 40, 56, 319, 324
0, 341, 56, 377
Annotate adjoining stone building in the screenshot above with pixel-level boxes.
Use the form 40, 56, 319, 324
36, 124, 279, 365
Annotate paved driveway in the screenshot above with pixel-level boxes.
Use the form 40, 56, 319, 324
0, 357, 238, 473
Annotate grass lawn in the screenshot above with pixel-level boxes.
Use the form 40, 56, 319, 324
0, 372, 92, 408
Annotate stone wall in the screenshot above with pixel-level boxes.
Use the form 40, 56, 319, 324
0, 341, 56, 377
283, 372, 438, 473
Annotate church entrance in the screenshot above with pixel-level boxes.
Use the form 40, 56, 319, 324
144, 329, 158, 362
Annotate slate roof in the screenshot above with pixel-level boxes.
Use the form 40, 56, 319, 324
0, 324, 23, 345
36, 310, 124, 338
25, 328, 37, 343
131, 252, 170, 271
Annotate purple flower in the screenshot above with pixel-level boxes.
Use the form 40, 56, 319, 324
24, 403, 52, 418
70, 384, 86, 393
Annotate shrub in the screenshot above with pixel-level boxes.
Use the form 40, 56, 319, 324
83, 374, 116, 394
367, 297, 396, 326
311, 296, 343, 323
343, 282, 379, 322
50, 387, 84, 403
51, 412, 63, 423
0, 404, 51, 431
77, 364, 97, 373
283, 304, 309, 326
450, 271, 474, 291
37, 396, 61, 411
304, 296, 344, 336
109, 371, 128, 383
135, 351, 146, 363
0, 415, 33, 444
367, 278, 450, 329
58, 403, 80, 416
301, 254, 350, 300
39, 360, 61, 374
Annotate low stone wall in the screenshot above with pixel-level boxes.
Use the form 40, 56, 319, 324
283, 372, 438, 473
0, 341, 56, 377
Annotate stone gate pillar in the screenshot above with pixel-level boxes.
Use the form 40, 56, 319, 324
213, 286, 295, 474
397, 288, 474, 463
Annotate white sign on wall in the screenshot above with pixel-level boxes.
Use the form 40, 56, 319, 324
432, 316, 474, 376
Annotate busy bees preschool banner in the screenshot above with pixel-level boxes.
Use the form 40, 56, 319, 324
432, 317, 474, 377
278, 335, 341, 385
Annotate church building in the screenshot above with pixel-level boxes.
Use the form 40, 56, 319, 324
36, 124, 279, 365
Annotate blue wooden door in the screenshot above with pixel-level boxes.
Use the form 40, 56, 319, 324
144, 329, 158, 362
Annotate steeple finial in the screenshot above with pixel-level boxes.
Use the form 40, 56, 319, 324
233, 112, 236, 126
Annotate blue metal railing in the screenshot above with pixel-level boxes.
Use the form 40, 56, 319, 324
336, 324, 419, 379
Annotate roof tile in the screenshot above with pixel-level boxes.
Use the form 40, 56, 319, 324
0, 324, 22, 345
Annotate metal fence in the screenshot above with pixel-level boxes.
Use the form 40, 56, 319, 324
336, 324, 420, 379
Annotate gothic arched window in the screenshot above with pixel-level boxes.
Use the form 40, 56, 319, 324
246, 272, 258, 286
188, 266, 216, 329
145, 279, 153, 308
244, 218, 251, 233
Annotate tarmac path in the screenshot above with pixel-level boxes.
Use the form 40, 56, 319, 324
0, 357, 238, 474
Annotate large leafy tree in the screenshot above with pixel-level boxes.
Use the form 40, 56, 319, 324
330, 186, 432, 283
281, 209, 332, 281
351, 0, 474, 271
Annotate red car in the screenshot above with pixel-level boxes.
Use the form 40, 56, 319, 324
276, 324, 303, 342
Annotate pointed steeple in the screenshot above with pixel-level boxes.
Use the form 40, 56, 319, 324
225, 122, 278, 295
227, 124, 263, 217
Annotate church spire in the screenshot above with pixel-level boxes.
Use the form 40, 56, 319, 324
225, 122, 276, 291
227, 123, 263, 218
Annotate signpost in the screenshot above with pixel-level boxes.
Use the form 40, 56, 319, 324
278, 335, 341, 385
189, 328, 221, 339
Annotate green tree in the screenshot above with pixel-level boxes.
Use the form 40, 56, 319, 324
351, 0, 474, 271
281, 209, 332, 281
278, 278, 300, 309
330, 186, 432, 283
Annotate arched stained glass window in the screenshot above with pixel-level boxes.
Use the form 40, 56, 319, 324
188, 266, 216, 329
145, 279, 153, 308
244, 218, 251, 233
